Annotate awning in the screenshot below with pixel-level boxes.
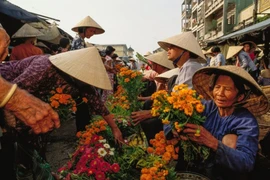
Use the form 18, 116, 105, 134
206, 18, 270, 44
0, 0, 40, 22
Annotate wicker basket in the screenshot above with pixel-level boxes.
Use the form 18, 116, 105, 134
176, 172, 210, 180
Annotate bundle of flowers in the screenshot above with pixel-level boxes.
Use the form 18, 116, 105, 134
58, 136, 120, 180
76, 118, 112, 146
146, 131, 179, 163
151, 84, 210, 162
117, 67, 145, 112
48, 86, 87, 122
106, 85, 130, 112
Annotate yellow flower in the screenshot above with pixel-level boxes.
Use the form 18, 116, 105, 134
162, 119, 170, 124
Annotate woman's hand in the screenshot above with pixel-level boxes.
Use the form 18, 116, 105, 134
182, 123, 219, 151
131, 110, 152, 125
111, 126, 124, 144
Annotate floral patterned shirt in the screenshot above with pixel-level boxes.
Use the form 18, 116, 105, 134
0, 55, 109, 116
71, 36, 86, 50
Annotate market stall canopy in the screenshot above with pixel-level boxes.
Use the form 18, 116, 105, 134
0, 0, 39, 22
205, 18, 270, 44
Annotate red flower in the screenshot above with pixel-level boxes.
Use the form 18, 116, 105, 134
87, 168, 96, 176
111, 163, 120, 173
100, 161, 111, 172
90, 159, 98, 169
57, 166, 66, 172
64, 173, 71, 180
95, 171, 106, 180
67, 161, 72, 169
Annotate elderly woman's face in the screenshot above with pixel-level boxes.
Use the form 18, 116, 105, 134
213, 75, 239, 108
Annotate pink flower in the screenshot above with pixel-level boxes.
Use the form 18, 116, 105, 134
95, 171, 106, 180
111, 163, 120, 173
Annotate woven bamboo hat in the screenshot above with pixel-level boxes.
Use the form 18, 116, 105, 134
158, 31, 206, 62
12, 24, 44, 38
144, 51, 152, 57
240, 41, 257, 49
261, 69, 270, 78
71, 16, 105, 34
49, 47, 111, 90
36, 42, 49, 50
226, 46, 243, 59
192, 65, 270, 116
155, 68, 179, 83
147, 51, 175, 69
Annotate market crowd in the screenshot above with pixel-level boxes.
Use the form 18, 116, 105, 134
0, 14, 270, 180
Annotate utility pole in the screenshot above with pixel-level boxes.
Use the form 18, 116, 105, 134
253, 0, 258, 23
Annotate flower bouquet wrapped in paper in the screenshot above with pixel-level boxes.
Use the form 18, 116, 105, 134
151, 84, 210, 162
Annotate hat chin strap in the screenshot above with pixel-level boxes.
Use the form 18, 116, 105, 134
173, 51, 186, 66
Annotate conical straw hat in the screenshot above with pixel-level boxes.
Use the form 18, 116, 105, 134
144, 51, 152, 57
12, 24, 44, 38
226, 46, 243, 59
192, 66, 269, 116
240, 41, 257, 49
158, 31, 206, 62
155, 68, 179, 83
71, 16, 105, 34
49, 47, 112, 90
36, 41, 49, 49
261, 69, 270, 78
147, 51, 174, 69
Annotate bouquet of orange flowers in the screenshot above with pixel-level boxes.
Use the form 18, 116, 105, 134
151, 84, 210, 162
117, 67, 145, 112
48, 86, 87, 122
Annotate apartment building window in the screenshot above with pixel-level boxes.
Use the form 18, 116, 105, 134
228, 14, 235, 25
217, 22, 222, 32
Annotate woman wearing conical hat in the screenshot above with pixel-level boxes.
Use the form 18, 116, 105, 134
70, 16, 105, 50
164, 66, 269, 178
226, 46, 257, 81
158, 31, 206, 89
0, 47, 123, 142
9, 24, 44, 61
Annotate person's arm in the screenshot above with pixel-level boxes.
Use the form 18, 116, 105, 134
81, 86, 123, 142
184, 116, 258, 172
131, 110, 153, 125
0, 76, 60, 134
238, 53, 248, 69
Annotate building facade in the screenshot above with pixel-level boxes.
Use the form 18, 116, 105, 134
181, 0, 265, 44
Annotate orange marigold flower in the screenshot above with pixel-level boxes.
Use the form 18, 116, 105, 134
141, 168, 149, 174
149, 167, 158, 175
50, 100, 60, 108
82, 97, 88, 103
56, 87, 63, 94
165, 145, 174, 153
147, 147, 155, 154
124, 78, 130, 83
162, 152, 171, 161
195, 103, 204, 113
71, 106, 77, 112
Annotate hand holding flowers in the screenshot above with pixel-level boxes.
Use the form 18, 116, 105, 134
151, 84, 210, 162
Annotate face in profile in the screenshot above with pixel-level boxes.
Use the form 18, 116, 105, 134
85, 27, 96, 38
167, 45, 183, 61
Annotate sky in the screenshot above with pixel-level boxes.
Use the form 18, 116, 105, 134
8, 0, 182, 54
